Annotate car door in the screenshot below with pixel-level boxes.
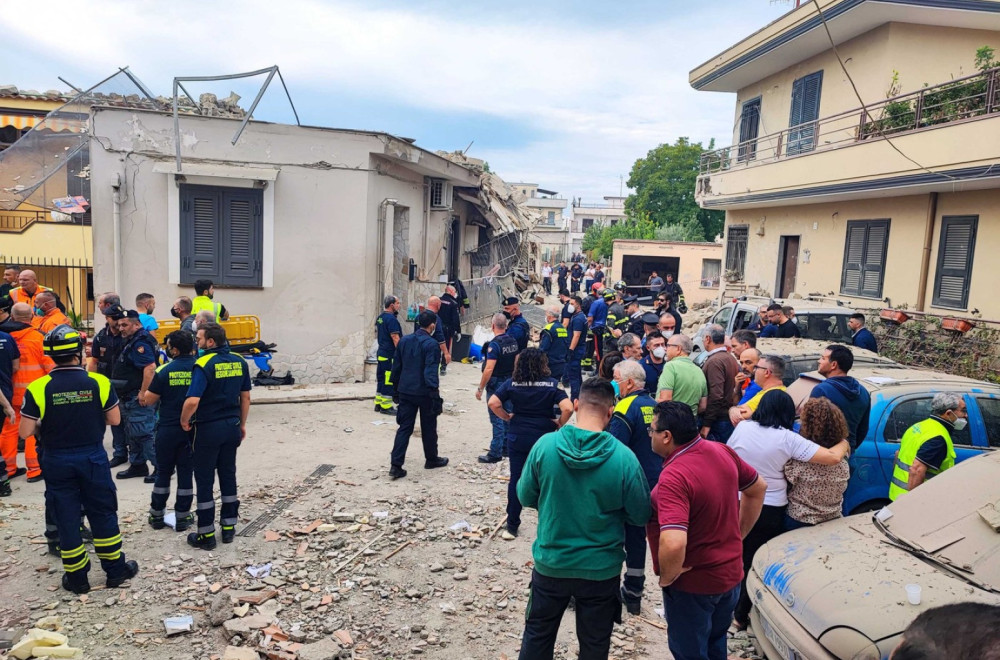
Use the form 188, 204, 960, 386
711, 305, 734, 333
972, 395, 1000, 450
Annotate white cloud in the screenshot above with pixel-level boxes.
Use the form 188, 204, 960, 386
0, 0, 784, 203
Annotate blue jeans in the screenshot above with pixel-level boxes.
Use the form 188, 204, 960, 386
110, 423, 127, 461
121, 398, 156, 467
705, 419, 734, 443
662, 585, 740, 660
486, 378, 510, 459
784, 514, 813, 531
507, 448, 530, 529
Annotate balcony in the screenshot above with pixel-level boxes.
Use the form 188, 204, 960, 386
697, 67, 1000, 209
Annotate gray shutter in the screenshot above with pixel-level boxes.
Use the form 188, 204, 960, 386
933, 216, 978, 309
180, 186, 221, 283
222, 189, 263, 286
841, 223, 866, 295
787, 71, 823, 155
738, 98, 761, 163
861, 221, 889, 298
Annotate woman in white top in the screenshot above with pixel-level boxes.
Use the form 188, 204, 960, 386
726, 389, 851, 629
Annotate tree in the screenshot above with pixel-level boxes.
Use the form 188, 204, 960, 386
625, 137, 725, 241
654, 214, 705, 242
582, 214, 657, 260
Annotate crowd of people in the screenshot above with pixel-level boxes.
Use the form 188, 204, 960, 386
0, 270, 251, 594
378, 271, 973, 659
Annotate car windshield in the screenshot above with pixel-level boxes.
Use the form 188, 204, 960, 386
875, 451, 1000, 592
795, 313, 852, 342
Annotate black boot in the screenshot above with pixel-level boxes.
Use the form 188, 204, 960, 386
221, 526, 236, 544
116, 463, 149, 480
0, 480, 10, 497
389, 465, 407, 480
106, 560, 139, 588
62, 572, 90, 594
187, 532, 217, 551
108, 456, 128, 468
148, 514, 165, 530
174, 513, 194, 532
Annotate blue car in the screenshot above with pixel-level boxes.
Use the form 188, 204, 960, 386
789, 366, 1000, 514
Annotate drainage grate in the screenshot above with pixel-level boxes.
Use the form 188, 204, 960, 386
238, 464, 335, 537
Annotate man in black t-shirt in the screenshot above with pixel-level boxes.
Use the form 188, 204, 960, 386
767, 304, 801, 338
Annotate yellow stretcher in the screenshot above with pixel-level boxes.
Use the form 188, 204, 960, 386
152, 315, 261, 346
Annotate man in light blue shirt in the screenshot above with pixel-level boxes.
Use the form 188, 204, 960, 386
136, 293, 159, 332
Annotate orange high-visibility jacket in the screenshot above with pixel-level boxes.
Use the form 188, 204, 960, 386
34, 309, 71, 334
8, 285, 51, 309
9, 325, 54, 404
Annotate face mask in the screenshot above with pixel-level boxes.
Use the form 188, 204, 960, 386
611, 380, 620, 398
34, 307, 43, 316
652, 347, 667, 359
502, 311, 512, 320
170, 308, 182, 319
952, 417, 968, 431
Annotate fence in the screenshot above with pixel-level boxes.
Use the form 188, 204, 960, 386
0, 256, 94, 328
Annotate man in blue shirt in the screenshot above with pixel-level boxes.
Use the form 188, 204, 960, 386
375, 296, 402, 415
145, 330, 197, 533
849, 314, 878, 354
587, 289, 609, 368
112, 311, 159, 482
477, 314, 519, 463
135, 293, 159, 332
389, 311, 449, 479
566, 296, 588, 403
503, 297, 531, 353
181, 323, 252, 550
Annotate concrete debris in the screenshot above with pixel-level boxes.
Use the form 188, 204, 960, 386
223, 646, 259, 660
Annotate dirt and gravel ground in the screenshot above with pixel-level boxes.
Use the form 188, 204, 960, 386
0, 362, 696, 660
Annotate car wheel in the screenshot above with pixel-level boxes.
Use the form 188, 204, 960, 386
849, 499, 890, 515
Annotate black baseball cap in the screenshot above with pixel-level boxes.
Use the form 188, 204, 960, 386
503, 296, 520, 306
641, 312, 660, 325
624, 295, 639, 305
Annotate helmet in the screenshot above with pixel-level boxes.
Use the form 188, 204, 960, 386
601, 288, 615, 300
591, 282, 602, 293
613, 280, 627, 293
43, 324, 83, 357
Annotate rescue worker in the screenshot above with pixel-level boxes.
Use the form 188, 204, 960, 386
8, 270, 51, 309
587, 288, 610, 368
450, 279, 470, 316
111, 310, 159, 482
423, 296, 452, 367
565, 295, 588, 402
0, 315, 19, 478
570, 261, 583, 293
0, 303, 52, 481
661, 273, 687, 315
145, 331, 197, 533
88, 299, 128, 466
191, 279, 229, 321
502, 297, 530, 353
538, 306, 569, 381
605, 288, 627, 351
477, 313, 519, 463
606, 359, 660, 614
623, 296, 644, 337
180, 323, 252, 549
32, 291, 71, 334
438, 287, 461, 375
388, 310, 448, 479
375, 296, 402, 415
639, 311, 660, 352
20, 325, 139, 594
889, 392, 966, 501
0, 265, 19, 299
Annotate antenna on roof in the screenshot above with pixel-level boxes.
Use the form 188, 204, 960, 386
462, 140, 474, 155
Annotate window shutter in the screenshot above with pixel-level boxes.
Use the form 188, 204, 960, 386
222, 189, 263, 287
180, 187, 221, 282
841, 219, 889, 298
933, 216, 978, 309
738, 98, 761, 163
861, 221, 888, 297
841, 225, 865, 295
787, 71, 823, 155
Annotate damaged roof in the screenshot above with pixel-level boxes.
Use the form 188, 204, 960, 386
437, 150, 540, 235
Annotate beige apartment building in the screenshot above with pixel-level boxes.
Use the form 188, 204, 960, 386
511, 183, 571, 264
693, 0, 1000, 318
571, 196, 627, 256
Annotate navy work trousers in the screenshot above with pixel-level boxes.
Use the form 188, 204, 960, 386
565, 358, 583, 402
486, 377, 511, 460
192, 418, 240, 538
121, 398, 156, 467
390, 394, 439, 468
150, 424, 194, 519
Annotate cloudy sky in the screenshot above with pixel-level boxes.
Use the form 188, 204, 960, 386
2, 0, 790, 206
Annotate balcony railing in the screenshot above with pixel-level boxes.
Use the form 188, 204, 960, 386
0, 210, 91, 233
700, 67, 1000, 175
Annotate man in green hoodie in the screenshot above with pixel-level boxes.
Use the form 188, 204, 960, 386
516, 378, 652, 659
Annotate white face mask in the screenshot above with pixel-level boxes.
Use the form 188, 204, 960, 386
652, 347, 667, 360
952, 417, 968, 431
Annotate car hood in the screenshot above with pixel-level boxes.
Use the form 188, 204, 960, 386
751, 515, 1000, 643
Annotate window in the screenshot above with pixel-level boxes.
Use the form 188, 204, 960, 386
787, 71, 823, 155
884, 396, 973, 447
725, 225, 749, 281
547, 211, 556, 225
932, 215, 978, 310
733, 309, 755, 331
737, 97, 761, 163
581, 218, 595, 231
179, 184, 263, 287
712, 305, 734, 329
976, 398, 1000, 448
840, 219, 889, 298
701, 259, 721, 288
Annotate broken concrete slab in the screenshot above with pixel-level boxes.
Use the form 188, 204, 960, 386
223, 646, 259, 660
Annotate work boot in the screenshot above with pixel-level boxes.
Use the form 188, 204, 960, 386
143, 470, 158, 484
221, 526, 236, 544
108, 455, 128, 468
378, 406, 397, 416
187, 532, 217, 551
621, 587, 641, 615
388, 465, 407, 480
8, 467, 26, 480
373, 403, 382, 413
116, 463, 149, 480
27, 473, 43, 483
148, 514, 165, 530
61, 573, 90, 595
477, 454, 502, 464
439, 366, 447, 376
174, 513, 195, 532
0, 480, 10, 497
47, 542, 60, 557
424, 456, 449, 470
106, 560, 139, 588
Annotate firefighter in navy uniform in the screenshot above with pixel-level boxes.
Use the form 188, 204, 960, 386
20, 325, 139, 594
144, 331, 197, 533
606, 288, 628, 351
538, 306, 569, 381
605, 359, 661, 615
181, 323, 252, 551
112, 310, 159, 482
374, 296, 402, 415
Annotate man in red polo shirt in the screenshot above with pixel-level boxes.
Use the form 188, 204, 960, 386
646, 401, 766, 660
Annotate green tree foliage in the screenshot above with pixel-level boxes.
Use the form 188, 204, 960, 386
654, 214, 706, 242
582, 214, 657, 259
625, 137, 725, 241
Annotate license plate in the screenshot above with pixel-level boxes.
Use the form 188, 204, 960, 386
760, 617, 796, 660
